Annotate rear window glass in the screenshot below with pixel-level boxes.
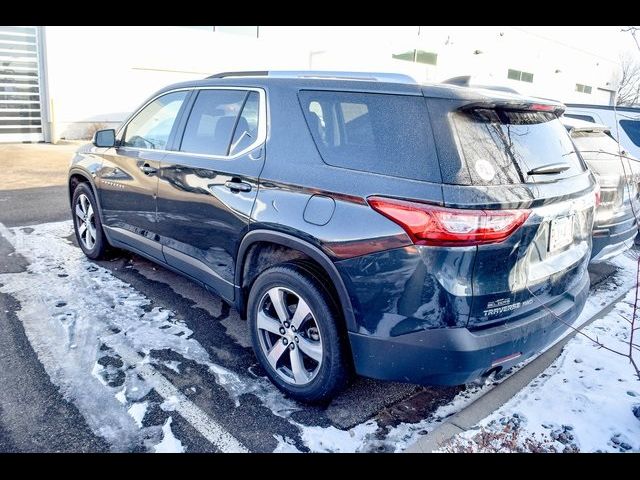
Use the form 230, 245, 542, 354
620, 119, 640, 147
571, 130, 621, 156
298, 90, 440, 182
452, 109, 585, 185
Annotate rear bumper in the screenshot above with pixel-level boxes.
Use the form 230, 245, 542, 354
591, 213, 637, 262
348, 272, 589, 385
591, 235, 636, 263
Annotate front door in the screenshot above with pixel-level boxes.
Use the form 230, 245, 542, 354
99, 90, 189, 261
156, 88, 266, 301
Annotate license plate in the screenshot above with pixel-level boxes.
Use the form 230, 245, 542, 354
549, 215, 574, 253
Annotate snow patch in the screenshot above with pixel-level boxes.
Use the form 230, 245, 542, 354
128, 402, 148, 428
297, 421, 379, 453
273, 435, 301, 453
154, 417, 185, 453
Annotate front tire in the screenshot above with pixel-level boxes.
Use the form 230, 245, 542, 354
247, 262, 350, 403
72, 183, 108, 260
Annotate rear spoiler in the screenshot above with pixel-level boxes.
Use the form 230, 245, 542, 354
460, 101, 565, 116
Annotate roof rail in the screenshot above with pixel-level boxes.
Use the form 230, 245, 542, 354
207, 71, 268, 79
206, 70, 417, 84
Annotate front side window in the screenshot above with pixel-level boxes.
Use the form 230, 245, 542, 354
180, 89, 260, 156
123, 91, 187, 150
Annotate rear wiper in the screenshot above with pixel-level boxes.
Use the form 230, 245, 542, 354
527, 162, 571, 175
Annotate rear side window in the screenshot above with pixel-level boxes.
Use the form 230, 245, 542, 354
452, 109, 585, 185
229, 91, 259, 155
298, 90, 440, 182
180, 89, 248, 156
620, 119, 640, 147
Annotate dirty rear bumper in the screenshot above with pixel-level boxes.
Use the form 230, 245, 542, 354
348, 273, 589, 386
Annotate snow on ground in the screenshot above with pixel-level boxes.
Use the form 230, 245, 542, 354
438, 259, 640, 453
154, 417, 185, 453
1, 220, 638, 453
0, 221, 298, 452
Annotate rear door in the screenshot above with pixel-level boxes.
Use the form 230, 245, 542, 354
156, 88, 265, 301
99, 90, 189, 261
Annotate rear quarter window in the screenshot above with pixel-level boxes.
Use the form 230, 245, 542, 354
298, 90, 441, 182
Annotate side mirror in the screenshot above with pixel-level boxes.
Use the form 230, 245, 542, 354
93, 129, 116, 148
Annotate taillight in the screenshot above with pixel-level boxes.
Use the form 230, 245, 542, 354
368, 196, 530, 247
594, 184, 601, 208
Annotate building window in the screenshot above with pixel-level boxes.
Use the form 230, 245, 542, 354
392, 49, 438, 66
507, 69, 534, 83
214, 26, 259, 38
575, 83, 593, 94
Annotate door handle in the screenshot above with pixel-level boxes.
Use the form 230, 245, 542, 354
139, 164, 157, 175
224, 180, 252, 192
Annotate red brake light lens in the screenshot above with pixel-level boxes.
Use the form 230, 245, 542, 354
368, 197, 530, 247
528, 103, 556, 112
594, 184, 601, 208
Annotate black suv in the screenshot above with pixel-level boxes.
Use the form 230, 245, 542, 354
69, 71, 597, 402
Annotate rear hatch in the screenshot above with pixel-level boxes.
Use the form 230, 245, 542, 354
426, 92, 596, 329
569, 128, 640, 234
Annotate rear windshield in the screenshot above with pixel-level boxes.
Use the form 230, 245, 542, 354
298, 90, 441, 182
571, 130, 627, 177
571, 130, 621, 156
451, 109, 586, 185
620, 119, 640, 147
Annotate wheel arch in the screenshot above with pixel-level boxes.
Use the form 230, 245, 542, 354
68, 168, 100, 208
235, 230, 357, 332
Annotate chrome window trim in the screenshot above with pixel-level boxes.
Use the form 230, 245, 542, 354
116, 86, 267, 160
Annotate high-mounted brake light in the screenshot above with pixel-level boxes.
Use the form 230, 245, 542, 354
368, 197, 531, 247
528, 103, 556, 112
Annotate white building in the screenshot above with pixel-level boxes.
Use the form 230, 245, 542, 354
0, 25, 631, 143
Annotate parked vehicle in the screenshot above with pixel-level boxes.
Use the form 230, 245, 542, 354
68, 71, 597, 402
562, 116, 640, 262
564, 104, 640, 159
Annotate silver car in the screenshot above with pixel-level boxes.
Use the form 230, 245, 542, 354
563, 116, 640, 262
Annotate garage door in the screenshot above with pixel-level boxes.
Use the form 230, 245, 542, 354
0, 26, 44, 143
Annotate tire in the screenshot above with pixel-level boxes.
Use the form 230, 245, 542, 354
247, 262, 351, 403
71, 182, 109, 260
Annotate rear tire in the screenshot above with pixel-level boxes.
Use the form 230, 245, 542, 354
247, 262, 350, 403
71, 183, 109, 260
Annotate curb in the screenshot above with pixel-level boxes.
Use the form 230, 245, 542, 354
404, 286, 633, 453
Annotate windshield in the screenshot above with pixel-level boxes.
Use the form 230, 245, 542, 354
452, 109, 585, 185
